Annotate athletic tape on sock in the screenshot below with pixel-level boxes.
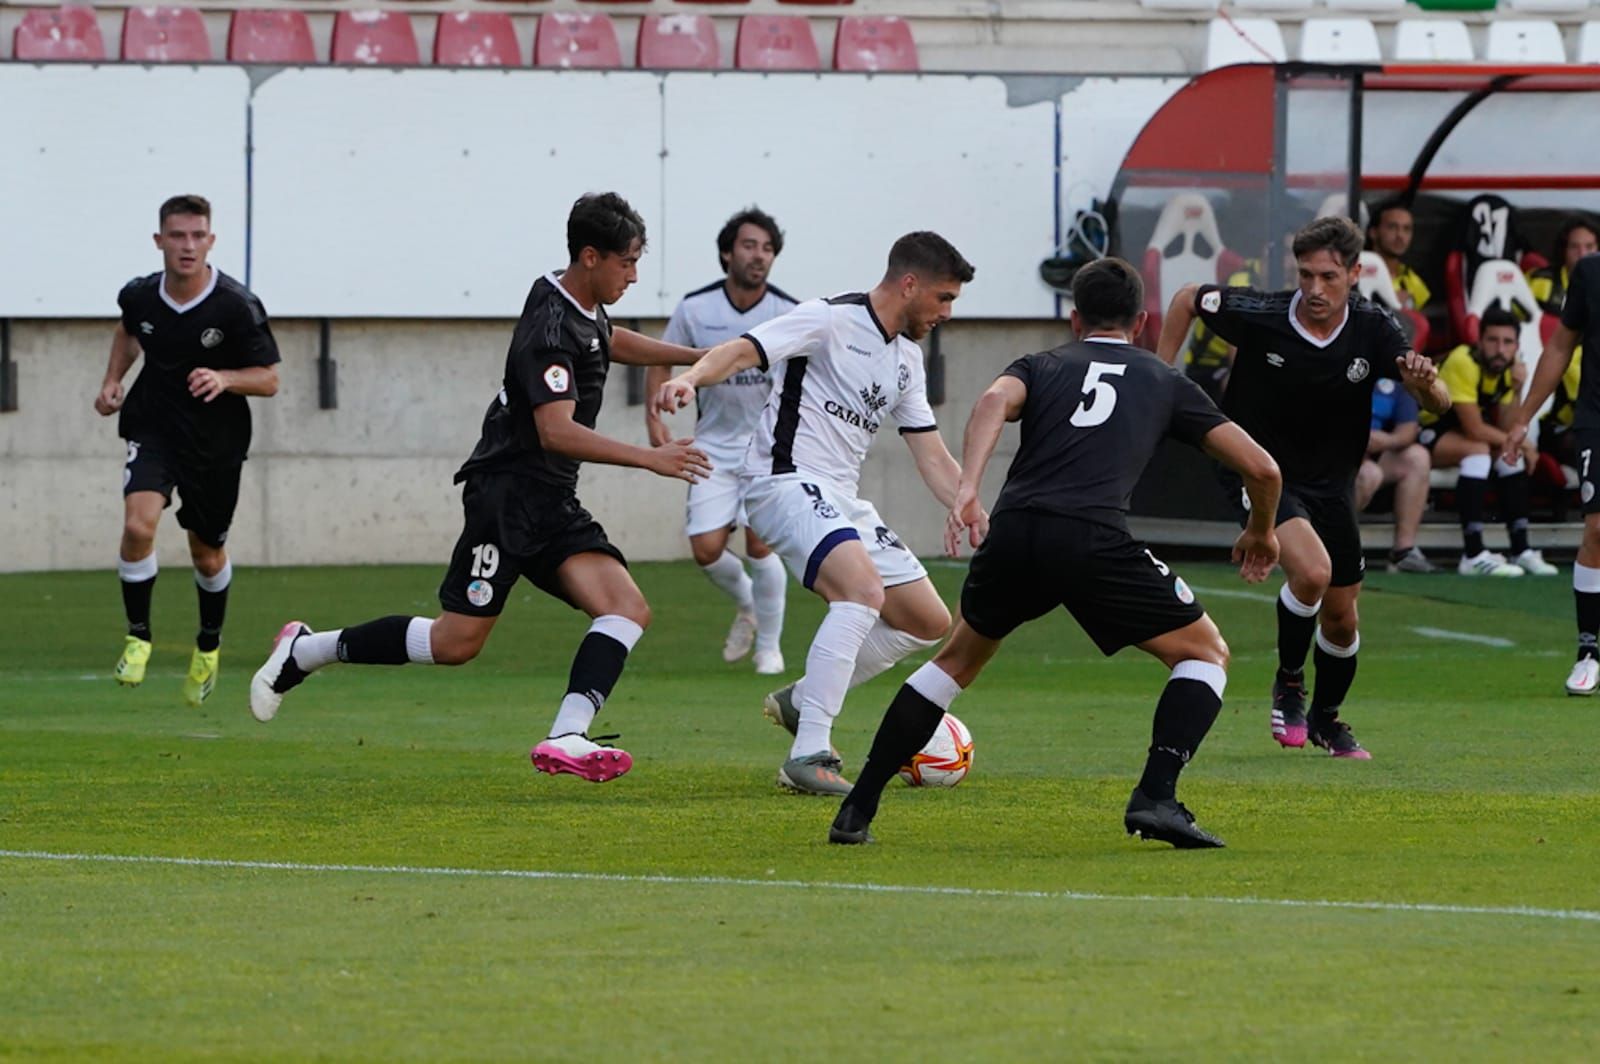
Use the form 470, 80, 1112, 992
1170, 659, 1227, 699
906, 661, 963, 711
1575, 563, 1600, 594
590, 614, 644, 652
404, 617, 434, 665
1315, 629, 1360, 659
194, 559, 232, 593
1278, 583, 1321, 618
118, 554, 158, 583
1459, 453, 1492, 479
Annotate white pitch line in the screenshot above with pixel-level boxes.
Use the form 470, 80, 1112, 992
1189, 585, 1276, 603
1411, 627, 1516, 648
1, 849, 1594, 925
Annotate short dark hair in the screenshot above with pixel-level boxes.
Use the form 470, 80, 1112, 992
1070, 257, 1143, 331
159, 194, 211, 225
717, 206, 784, 272
567, 192, 647, 261
1369, 198, 1412, 232
1552, 214, 1600, 265
1293, 216, 1364, 269
1479, 304, 1520, 337
885, 231, 975, 284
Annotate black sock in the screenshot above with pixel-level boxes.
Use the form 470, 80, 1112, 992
196, 581, 228, 653
1310, 638, 1359, 717
840, 683, 947, 824
566, 631, 631, 706
1499, 472, 1530, 554
1137, 677, 1223, 801
121, 576, 156, 642
1458, 475, 1487, 556
336, 615, 415, 665
1276, 597, 1317, 674
1577, 590, 1600, 661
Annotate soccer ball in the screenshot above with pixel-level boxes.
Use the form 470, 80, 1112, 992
898, 713, 974, 788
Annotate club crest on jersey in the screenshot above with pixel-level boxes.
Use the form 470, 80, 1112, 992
1347, 358, 1370, 383
466, 579, 494, 608
1200, 291, 1222, 314
859, 383, 888, 416
897, 363, 910, 392
200, 328, 224, 349
544, 366, 570, 394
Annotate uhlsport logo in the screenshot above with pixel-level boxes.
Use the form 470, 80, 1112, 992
466, 580, 494, 608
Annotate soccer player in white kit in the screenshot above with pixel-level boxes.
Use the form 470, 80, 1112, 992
654, 232, 975, 795
644, 208, 795, 674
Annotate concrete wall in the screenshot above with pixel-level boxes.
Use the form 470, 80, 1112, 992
0, 318, 1069, 573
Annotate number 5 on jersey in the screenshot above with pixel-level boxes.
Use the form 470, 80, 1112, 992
1070, 361, 1127, 428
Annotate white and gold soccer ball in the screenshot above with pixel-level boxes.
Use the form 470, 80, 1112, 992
898, 713, 974, 788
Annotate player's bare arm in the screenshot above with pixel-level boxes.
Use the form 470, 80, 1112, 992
188, 364, 279, 403
641, 365, 677, 447
610, 327, 704, 368
533, 399, 710, 483
651, 337, 761, 416
1155, 284, 1203, 366
1503, 322, 1580, 461
945, 375, 1027, 555
94, 324, 142, 416
1396, 350, 1450, 415
1201, 421, 1282, 583
903, 427, 963, 510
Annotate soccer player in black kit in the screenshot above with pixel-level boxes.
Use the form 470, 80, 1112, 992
250, 193, 712, 782
829, 258, 1282, 848
1157, 216, 1449, 759
95, 194, 281, 707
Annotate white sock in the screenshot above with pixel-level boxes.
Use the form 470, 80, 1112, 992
550, 692, 598, 738
906, 661, 963, 709
792, 601, 879, 758
849, 619, 939, 687
291, 630, 341, 672
405, 617, 434, 664
700, 551, 755, 612
194, 559, 231, 593
749, 553, 787, 653
118, 553, 158, 583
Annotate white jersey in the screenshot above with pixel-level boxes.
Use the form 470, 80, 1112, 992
740, 293, 938, 496
662, 281, 798, 467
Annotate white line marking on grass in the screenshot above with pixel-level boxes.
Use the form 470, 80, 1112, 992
2, 849, 1595, 924
1411, 627, 1515, 648
1189, 585, 1277, 604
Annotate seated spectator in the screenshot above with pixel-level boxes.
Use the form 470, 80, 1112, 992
1180, 257, 1261, 402
1355, 379, 1435, 573
1417, 306, 1557, 577
1528, 215, 1599, 315
1538, 354, 1582, 471
1368, 199, 1430, 312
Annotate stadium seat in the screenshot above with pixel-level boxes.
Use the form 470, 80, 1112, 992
1358, 252, 1430, 351
228, 11, 316, 64
331, 12, 420, 66
1485, 20, 1567, 62
14, 5, 106, 61
1140, 193, 1242, 349
1299, 19, 1381, 62
735, 15, 821, 70
1446, 194, 1522, 347
1232, 0, 1312, 10
637, 14, 720, 70
1316, 192, 1370, 231
122, 6, 212, 62
1581, 23, 1600, 63
1393, 19, 1474, 61
535, 13, 622, 68
1504, 0, 1590, 12
1326, 0, 1407, 10
1204, 18, 1287, 69
833, 16, 917, 72
434, 12, 521, 67
1140, 0, 1220, 10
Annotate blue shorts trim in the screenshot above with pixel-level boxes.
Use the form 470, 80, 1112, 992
803, 528, 861, 590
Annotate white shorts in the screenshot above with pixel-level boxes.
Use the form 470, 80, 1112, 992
742, 474, 927, 591
685, 464, 746, 538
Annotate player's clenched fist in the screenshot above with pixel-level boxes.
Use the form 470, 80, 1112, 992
1396, 351, 1437, 388
94, 380, 124, 416
648, 438, 712, 483
652, 377, 696, 417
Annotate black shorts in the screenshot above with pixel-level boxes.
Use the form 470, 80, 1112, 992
437, 474, 626, 617
1222, 473, 1364, 587
960, 512, 1205, 655
121, 437, 241, 549
1574, 426, 1600, 517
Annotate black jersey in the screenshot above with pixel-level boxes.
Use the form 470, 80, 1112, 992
116, 269, 279, 467
992, 339, 1228, 529
456, 274, 612, 490
1198, 285, 1408, 494
1562, 254, 1600, 432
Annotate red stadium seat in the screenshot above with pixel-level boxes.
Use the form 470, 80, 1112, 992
122, 6, 212, 62
735, 15, 820, 71
434, 12, 522, 67
228, 11, 316, 64
331, 12, 420, 66
14, 5, 106, 61
833, 16, 917, 72
534, 13, 622, 69
637, 14, 720, 70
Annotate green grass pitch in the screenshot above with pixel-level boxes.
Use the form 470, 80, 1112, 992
2, 560, 1596, 1061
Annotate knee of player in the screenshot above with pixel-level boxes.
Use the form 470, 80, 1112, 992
122, 517, 157, 545
689, 542, 723, 567
1293, 566, 1332, 600
613, 597, 651, 631
190, 551, 227, 578
906, 601, 952, 643
1320, 610, 1359, 645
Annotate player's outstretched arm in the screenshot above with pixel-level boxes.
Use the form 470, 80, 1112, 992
943, 376, 1026, 555
1503, 323, 1580, 462
1155, 284, 1202, 366
94, 325, 141, 416
642, 365, 674, 447
610, 326, 704, 368
1202, 422, 1281, 583
651, 338, 761, 417
188, 364, 279, 403
533, 401, 710, 483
